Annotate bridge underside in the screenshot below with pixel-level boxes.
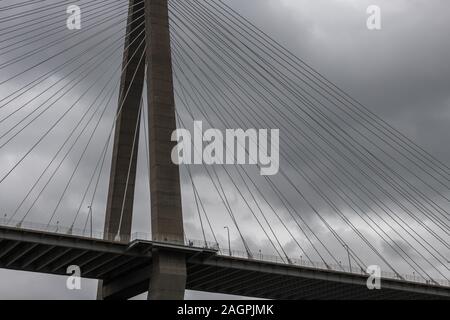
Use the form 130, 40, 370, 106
0, 226, 448, 300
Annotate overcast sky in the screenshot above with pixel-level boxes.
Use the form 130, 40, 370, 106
0, 0, 448, 299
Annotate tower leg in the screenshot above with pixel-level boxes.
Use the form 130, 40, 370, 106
145, 0, 186, 300
102, 0, 146, 242
97, 0, 146, 300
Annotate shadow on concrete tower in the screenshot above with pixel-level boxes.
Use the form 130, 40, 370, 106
97, 0, 186, 300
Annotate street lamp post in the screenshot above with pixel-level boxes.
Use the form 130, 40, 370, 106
87, 205, 92, 238
345, 245, 352, 273
224, 226, 231, 256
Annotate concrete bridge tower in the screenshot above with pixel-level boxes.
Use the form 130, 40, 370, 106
98, 0, 186, 300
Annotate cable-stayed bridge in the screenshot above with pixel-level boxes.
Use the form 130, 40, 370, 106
0, 0, 448, 300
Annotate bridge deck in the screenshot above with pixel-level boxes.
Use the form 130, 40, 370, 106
0, 225, 448, 300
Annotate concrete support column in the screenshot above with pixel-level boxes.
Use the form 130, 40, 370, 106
99, 0, 186, 300
103, 0, 146, 243
97, 0, 146, 300
145, 0, 186, 300
149, 249, 186, 300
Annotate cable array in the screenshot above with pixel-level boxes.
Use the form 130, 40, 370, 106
0, 0, 447, 284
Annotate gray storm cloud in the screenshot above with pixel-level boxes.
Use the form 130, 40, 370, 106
0, 0, 448, 299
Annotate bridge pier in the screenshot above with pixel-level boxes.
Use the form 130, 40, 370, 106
98, 0, 186, 300
148, 249, 186, 300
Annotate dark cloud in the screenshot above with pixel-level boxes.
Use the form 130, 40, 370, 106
0, 0, 448, 299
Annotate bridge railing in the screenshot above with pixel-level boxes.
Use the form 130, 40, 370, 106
0, 217, 107, 239
1, 218, 448, 287
218, 249, 450, 287
0, 217, 220, 250
130, 232, 220, 250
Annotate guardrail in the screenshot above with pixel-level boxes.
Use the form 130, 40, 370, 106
0, 218, 219, 250
130, 232, 219, 250
0, 218, 447, 287
217, 249, 450, 287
